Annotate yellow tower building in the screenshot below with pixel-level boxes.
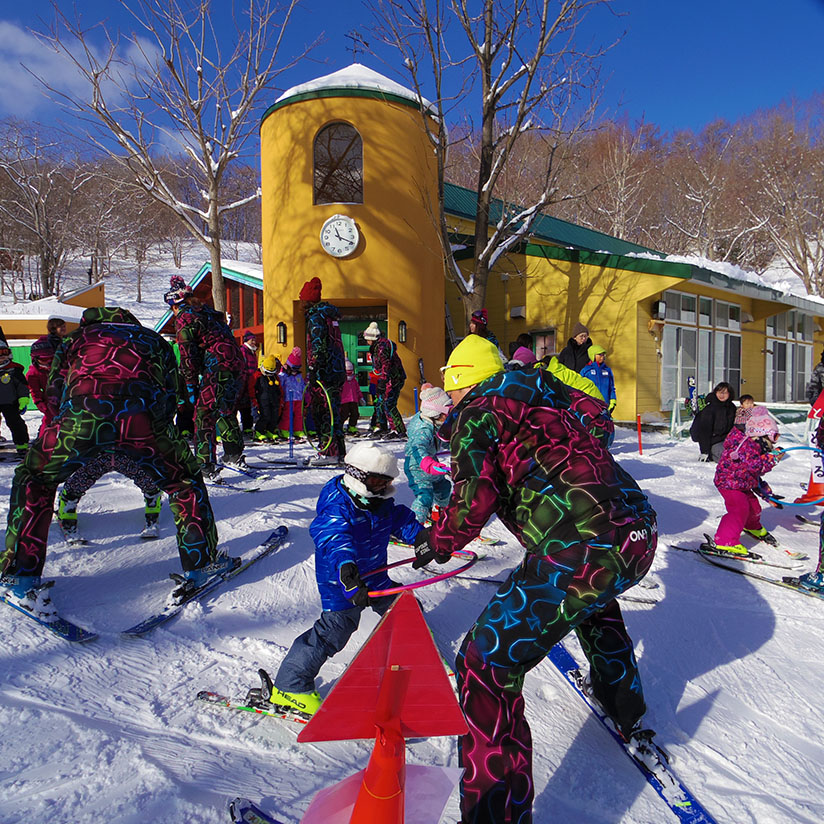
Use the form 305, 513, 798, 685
260, 64, 445, 414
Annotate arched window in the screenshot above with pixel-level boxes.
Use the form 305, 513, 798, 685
313, 122, 363, 205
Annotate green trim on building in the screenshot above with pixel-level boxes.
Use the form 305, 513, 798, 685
522, 243, 694, 280
261, 88, 426, 127
443, 182, 659, 258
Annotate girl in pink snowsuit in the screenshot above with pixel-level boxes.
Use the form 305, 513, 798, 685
713, 407, 781, 553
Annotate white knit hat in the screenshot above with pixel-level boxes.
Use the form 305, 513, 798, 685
419, 383, 452, 418
363, 322, 381, 341
342, 441, 398, 498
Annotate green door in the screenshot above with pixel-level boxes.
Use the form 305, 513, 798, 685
339, 319, 387, 416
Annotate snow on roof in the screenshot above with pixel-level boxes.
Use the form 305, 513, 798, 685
275, 63, 433, 110
0, 297, 85, 322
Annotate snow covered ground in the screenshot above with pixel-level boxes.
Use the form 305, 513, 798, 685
3, 248, 824, 823
2, 416, 824, 824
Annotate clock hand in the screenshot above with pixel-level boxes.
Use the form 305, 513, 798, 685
334, 229, 344, 241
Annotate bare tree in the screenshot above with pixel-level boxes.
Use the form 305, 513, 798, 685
748, 105, 824, 295
37, 0, 312, 311
0, 119, 90, 297
371, 0, 616, 324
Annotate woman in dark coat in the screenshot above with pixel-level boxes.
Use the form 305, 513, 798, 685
691, 382, 737, 462
557, 321, 592, 373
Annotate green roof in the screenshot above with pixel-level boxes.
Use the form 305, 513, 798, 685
443, 182, 660, 257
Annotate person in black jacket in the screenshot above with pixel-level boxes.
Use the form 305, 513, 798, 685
690, 382, 737, 462
557, 321, 592, 373
0, 339, 30, 457
805, 350, 824, 406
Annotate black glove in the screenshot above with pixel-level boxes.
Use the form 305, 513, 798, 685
411, 528, 451, 569
306, 367, 317, 386
339, 562, 371, 607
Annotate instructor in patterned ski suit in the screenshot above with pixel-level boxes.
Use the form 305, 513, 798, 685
165, 276, 247, 477
363, 322, 406, 439
1, 307, 220, 592
300, 277, 346, 464
415, 335, 657, 824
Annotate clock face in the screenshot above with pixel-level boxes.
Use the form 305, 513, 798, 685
320, 215, 359, 258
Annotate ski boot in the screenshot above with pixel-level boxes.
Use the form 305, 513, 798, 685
700, 534, 749, 557
0, 575, 59, 622
743, 526, 778, 547
223, 454, 249, 471
252, 669, 321, 718
169, 553, 241, 602
141, 493, 162, 540
200, 462, 222, 481
56, 492, 84, 545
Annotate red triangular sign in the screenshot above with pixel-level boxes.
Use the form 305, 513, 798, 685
297, 591, 468, 742
809, 389, 824, 419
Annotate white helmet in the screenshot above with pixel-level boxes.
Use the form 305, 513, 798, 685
342, 442, 398, 499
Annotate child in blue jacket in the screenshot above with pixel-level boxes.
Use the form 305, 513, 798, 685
264, 441, 425, 716
404, 383, 453, 523
580, 344, 617, 415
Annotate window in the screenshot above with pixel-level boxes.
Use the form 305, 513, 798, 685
765, 310, 814, 401
533, 331, 556, 361
660, 290, 742, 409
313, 122, 364, 205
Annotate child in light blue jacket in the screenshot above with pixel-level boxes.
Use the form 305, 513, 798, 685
404, 383, 453, 523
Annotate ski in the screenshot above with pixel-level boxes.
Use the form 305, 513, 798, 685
668, 543, 800, 571
795, 514, 821, 529
216, 462, 262, 480
547, 642, 717, 824
121, 525, 289, 636
140, 524, 160, 540
229, 797, 288, 824
196, 690, 310, 727
696, 552, 824, 601
0, 589, 98, 643
206, 479, 260, 493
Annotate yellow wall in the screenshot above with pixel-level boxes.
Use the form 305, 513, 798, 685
260, 94, 444, 412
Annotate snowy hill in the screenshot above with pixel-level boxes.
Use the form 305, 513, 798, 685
3, 245, 824, 823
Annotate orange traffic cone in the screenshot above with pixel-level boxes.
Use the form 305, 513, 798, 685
795, 469, 824, 505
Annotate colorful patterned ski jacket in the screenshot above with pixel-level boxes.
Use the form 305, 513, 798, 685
305, 301, 346, 388
369, 336, 406, 393
174, 304, 245, 396
713, 426, 778, 492
310, 475, 423, 611
47, 306, 178, 422
429, 368, 653, 558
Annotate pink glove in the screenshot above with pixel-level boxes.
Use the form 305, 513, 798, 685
421, 456, 450, 475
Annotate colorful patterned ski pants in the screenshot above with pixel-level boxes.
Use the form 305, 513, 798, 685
2, 402, 218, 577
194, 368, 244, 465
306, 381, 344, 458
373, 378, 406, 436
456, 517, 657, 824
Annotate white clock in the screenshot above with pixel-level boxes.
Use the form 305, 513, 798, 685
320, 214, 359, 258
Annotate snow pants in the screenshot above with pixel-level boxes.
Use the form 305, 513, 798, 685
404, 458, 452, 523
0, 403, 29, 447
373, 377, 406, 436
62, 450, 160, 502
274, 595, 396, 694
194, 367, 244, 466
715, 487, 762, 546
2, 401, 217, 578
456, 517, 657, 824
306, 380, 345, 458
278, 400, 305, 438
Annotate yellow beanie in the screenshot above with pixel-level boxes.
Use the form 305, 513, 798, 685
442, 335, 504, 391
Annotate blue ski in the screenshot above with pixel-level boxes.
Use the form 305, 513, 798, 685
547, 642, 717, 824
0, 591, 98, 643
121, 526, 289, 636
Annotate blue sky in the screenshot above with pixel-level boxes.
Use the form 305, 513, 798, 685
1, 0, 823, 135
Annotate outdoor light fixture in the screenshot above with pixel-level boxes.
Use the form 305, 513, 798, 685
276, 322, 287, 345
398, 320, 407, 343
